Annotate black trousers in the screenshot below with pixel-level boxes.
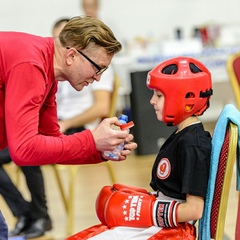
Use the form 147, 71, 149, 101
0, 211, 8, 239
0, 148, 49, 220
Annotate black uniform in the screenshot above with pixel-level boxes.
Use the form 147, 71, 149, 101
150, 122, 211, 200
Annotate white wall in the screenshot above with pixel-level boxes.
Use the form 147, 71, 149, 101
1, 0, 240, 44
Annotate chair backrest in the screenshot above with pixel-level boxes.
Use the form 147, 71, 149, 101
226, 52, 240, 110
198, 104, 240, 240
210, 122, 238, 239
108, 74, 120, 118
236, 192, 240, 239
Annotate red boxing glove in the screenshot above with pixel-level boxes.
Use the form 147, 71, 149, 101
113, 183, 149, 194
95, 184, 148, 225
95, 185, 113, 225
95, 184, 180, 228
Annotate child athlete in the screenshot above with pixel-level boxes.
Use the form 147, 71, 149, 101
67, 56, 213, 239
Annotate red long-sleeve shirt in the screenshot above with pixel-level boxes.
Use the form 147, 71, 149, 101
0, 31, 102, 165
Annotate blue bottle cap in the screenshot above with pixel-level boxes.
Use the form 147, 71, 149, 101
119, 114, 128, 123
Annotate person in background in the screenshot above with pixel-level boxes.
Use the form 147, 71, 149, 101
52, 17, 115, 134
0, 148, 52, 239
0, 16, 137, 237
66, 56, 213, 239
81, 0, 99, 18
52, 18, 70, 38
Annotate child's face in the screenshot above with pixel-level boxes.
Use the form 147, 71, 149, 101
150, 90, 165, 122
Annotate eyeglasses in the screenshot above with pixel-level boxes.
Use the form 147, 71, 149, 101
66, 47, 108, 75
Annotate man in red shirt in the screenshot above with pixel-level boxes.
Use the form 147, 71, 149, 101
0, 16, 137, 238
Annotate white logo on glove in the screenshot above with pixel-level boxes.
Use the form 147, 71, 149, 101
122, 195, 143, 221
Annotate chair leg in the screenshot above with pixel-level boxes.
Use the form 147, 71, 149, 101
106, 162, 116, 184
12, 164, 21, 187
236, 192, 240, 239
66, 166, 79, 236
52, 165, 76, 235
52, 165, 69, 213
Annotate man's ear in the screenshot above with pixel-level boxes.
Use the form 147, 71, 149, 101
65, 48, 76, 65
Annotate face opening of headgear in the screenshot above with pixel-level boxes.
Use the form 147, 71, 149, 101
146, 56, 213, 126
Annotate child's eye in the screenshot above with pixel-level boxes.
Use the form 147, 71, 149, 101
154, 90, 163, 98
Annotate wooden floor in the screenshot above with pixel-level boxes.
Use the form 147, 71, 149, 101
0, 122, 239, 240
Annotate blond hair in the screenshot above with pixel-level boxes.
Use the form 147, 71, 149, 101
59, 16, 122, 55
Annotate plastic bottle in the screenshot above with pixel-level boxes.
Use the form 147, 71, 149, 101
104, 114, 128, 160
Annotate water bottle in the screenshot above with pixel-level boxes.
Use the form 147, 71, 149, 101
104, 114, 128, 160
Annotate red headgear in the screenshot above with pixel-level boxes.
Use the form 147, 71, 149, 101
146, 57, 213, 126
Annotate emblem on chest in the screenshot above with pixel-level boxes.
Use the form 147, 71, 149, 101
157, 158, 171, 179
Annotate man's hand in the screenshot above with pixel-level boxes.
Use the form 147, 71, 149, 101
91, 117, 137, 160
